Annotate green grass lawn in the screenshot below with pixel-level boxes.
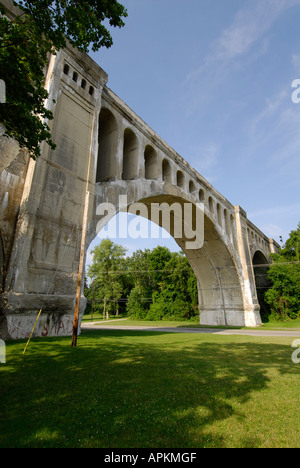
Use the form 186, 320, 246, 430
1, 329, 300, 448
83, 313, 300, 330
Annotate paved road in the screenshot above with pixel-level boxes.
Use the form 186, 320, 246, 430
81, 322, 300, 337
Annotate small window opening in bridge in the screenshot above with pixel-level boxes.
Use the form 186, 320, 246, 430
177, 171, 185, 189
81, 79, 87, 90
123, 129, 139, 180
89, 86, 95, 96
63, 63, 70, 76
230, 214, 238, 248
208, 196, 214, 214
216, 203, 223, 227
162, 159, 172, 183
97, 108, 118, 182
224, 209, 231, 238
199, 189, 205, 203
189, 180, 197, 196
72, 71, 78, 83
144, 145, 157, 180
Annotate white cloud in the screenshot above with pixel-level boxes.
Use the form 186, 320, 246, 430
192, 143, 219, 171
188, 143, 220, 182
250, 89, 289, 135
214, 0, 300, 61
248, 202, 300, 219
248, 203, 300, 242
183, 0, 300, 105
260, 224, 285, 239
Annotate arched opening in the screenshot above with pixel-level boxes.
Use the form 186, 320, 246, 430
144, 145, 157, 180
216, 203, 223, 227
97, 108, 118, 182
189, 180, 197, 196
252, 251, 271, 321
230, 214, 238, 248
123, 129, 139, 180
85, 211, 181, 321
177, 171, 185, 189
63, 63, 70, 76
86, 191, 246, 327
224, 209, 231, 238
199, 189, 205, 203
0, 236, 4, 293
208, 196, 214, 214
162, 159, 172, 183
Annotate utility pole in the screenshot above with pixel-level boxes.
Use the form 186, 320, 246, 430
91, 281, 94, 322
72, 191, 90, 347
216, 267, 228, 327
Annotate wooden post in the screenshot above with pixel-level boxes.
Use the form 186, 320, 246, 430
91, 281, 94, 322
72, 191, 90, 347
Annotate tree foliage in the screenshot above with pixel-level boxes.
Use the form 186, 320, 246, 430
87, 239, 127, 319
265, 222, 300, 321
86, 241, 199, 322
14, 0, 128, 53
0, 0, 127, 159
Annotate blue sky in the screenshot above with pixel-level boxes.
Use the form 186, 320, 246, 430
88, 0, 300, 257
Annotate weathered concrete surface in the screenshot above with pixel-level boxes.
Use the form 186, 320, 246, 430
0, 1, 279, 339
0, 125, 20, 173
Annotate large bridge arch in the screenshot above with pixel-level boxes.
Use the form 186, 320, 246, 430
87, 179, 259, 327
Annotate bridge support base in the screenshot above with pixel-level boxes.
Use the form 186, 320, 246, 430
0, 292, 86, 340
200, 306, 262, 328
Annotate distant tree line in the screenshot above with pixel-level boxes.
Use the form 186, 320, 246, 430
85, 239, 199, 322
85, 221, 300, 324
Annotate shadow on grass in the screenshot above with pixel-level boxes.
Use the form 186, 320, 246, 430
0, 329, 298, 448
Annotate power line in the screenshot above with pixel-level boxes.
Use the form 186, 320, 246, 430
87, 261, 300, 276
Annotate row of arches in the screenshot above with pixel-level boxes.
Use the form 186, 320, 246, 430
96, 106, 238, 243
248, 228, 270, 253
96, 108, 208, 196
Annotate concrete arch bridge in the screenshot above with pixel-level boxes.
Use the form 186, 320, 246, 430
0, 37, 279, 339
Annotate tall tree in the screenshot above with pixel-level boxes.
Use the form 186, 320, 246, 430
148, 251, 199, 321
87, 239, 127, 319
0, 0, 127, 159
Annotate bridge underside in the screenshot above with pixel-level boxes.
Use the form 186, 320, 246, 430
0, 179, 262, 340
89, 181, 263, 329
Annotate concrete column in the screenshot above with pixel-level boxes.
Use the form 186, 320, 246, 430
234, 206, 262, 327
269, 238, 279, 255
0, 49, 108, 340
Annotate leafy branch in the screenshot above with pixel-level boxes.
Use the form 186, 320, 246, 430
0, 0, 127, 159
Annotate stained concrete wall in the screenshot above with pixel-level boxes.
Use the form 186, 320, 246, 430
0, 43, 108, 339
